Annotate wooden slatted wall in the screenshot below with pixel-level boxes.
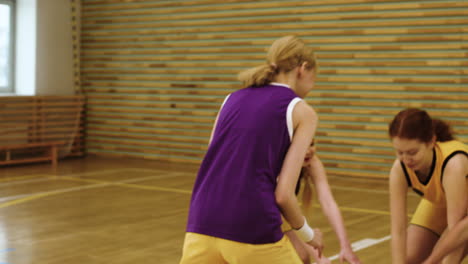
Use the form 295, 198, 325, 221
80, 0, 467, 179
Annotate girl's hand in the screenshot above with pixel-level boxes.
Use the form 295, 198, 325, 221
306, 228, 323, 256
339, 245, 361, 264
317, 256, 332, 264
304, 242, 330, 264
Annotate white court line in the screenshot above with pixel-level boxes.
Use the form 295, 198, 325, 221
0, 173, 182, 203
315, 235, 391, 263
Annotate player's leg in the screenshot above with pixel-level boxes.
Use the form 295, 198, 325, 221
406, 224, 439, 263
428, 217, 468, 263
407, 198, 446, 264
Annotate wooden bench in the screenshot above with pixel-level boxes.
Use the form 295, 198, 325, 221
0, 95, 85, 168
0, 141, 63, 167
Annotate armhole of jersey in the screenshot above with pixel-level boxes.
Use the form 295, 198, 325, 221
220, 94, 231, 110
400, 161, 412, 187
210, 94, 231, 142
286, 97, 302, 141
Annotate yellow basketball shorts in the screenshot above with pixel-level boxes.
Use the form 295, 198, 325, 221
410, 198, 447, 236
179, 232, 303, 264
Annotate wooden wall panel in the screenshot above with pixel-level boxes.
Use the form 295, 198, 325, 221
81, 0, 467, 178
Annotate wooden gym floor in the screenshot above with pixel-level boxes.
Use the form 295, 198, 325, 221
0, 156, 466, 264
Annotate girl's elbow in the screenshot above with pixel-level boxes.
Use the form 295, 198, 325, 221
275, 190, 293, 208
275, 192, 287, 207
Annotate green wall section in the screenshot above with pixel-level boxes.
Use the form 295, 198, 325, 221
81, 0, 467, 178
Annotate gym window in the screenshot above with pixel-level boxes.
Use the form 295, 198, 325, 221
0, 0, 15, 93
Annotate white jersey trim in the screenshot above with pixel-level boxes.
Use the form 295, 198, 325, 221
286, 97, 302, 141
270, 82, 291, 89
220, 94, 231, 110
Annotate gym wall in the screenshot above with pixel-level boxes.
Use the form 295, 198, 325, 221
80, 0, 467, 178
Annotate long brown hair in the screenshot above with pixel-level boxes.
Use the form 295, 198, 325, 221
388, 108, 454, 142
238, 35, 316, 87
299, 168, 313, 215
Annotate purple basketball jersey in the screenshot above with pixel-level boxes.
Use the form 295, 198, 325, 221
186, 84, 300, 244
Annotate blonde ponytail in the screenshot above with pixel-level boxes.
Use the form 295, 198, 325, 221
238, 64, 277, 87
237, 35, 316, 88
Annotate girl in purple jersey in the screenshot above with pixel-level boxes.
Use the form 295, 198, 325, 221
180, 35, 323, 264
